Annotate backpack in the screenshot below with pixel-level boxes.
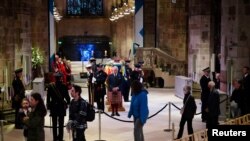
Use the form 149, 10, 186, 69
76, 99, 96, 122
85, 102, 95, 122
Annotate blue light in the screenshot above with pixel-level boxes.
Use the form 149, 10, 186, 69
79, 44, 95, 61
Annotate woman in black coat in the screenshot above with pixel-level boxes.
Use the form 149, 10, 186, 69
176, 85, 197, 139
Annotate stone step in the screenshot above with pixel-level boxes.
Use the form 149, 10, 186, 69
0, 108, 15, 123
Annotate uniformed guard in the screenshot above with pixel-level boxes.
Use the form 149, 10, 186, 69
86, 63, 95, 105
200, 67, 211, 122
12, 68, 25, 129
90, 57, 97, 73
47, 72, 70, 141
93, 64, 108, 111
123, 59, 132, 102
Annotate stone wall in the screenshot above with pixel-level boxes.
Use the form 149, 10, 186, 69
57, 18, 111, 38
111, 15, 134, 59
187, 0, 212, 82
0, 0, 49, 86
144, 0, 156, 47
157, 0, 187, 61
220, 0, 250, 92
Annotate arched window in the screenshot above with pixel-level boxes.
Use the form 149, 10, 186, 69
67, 0, 104, 16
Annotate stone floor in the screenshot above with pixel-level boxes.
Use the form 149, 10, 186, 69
1, 87, 207, 141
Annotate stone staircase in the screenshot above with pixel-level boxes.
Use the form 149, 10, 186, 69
135, 47, 186, 88
153, 68, 175, 88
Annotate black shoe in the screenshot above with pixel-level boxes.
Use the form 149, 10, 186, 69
111, 113, 115, 116
116, 113, 120, 116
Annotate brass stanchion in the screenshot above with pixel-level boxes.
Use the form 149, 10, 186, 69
164, 102, 172, 132
172, 122, 175, 140
0, 120, 6, 141
95, 110, 106, 141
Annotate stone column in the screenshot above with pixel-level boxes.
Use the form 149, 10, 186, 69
220, 0, 250, 92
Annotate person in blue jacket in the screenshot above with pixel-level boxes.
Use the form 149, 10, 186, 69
128, 80, 149, 141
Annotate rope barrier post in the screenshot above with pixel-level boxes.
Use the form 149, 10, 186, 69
0, 120, 5, 141
95, 110, 106, 141
164, 102, 172, 132
172, 122, 175, 140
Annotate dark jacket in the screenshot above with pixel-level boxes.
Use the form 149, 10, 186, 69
94, 70, 108, 95
107, 73, 123, 92
230, 87, 244, 109
130, 70, 140, 83
182, 93, 197, 119
200, 75, 211, 100
207, 88, 220, 117
47, 82, 70, 116
124, 65, 132, 81
242, 74, 250, 109
12, 77, 25, 108
69, 98, 88, 129
24, 108, 46, 141
17, 108, 31, 137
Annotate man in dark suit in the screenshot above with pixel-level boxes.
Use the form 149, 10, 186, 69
123, 59, 132, 102
206, 81, 220, 129
12, 68, 25, 129
199, 67, 211, 122
107, 66, 123, 116
93, 64, 108, 111
47, 72, 71, 141
176, 85, 197, 139
242, 66, 250, 114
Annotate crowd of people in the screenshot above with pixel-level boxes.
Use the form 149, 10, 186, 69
11, 55, 148, 141
10, 54, 250, 141
175, 66, 250, 139
51, 54, 72, 89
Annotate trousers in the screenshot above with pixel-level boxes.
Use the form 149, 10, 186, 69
134, 118, 144, 141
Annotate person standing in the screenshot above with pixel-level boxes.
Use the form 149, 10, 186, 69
123, 59, 132, 102
176, 86, 197, 139
199, 67, 211, 122
230, 80, 244, 117
214, 73, 220, 89
241, 66, 250, 114
12, 68, 26, 129
86, 63, 95, 105
93, 64, 107, 111
206, 81, 220, 129
67, 84, 88, 141
23, 93, 47, 141
47, 72, 71, 141
107, 66, 123, 116
90, 57, 97, 73
17, 98, 31, 140
128, 80, 149, 141
130, 64, 142, 84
